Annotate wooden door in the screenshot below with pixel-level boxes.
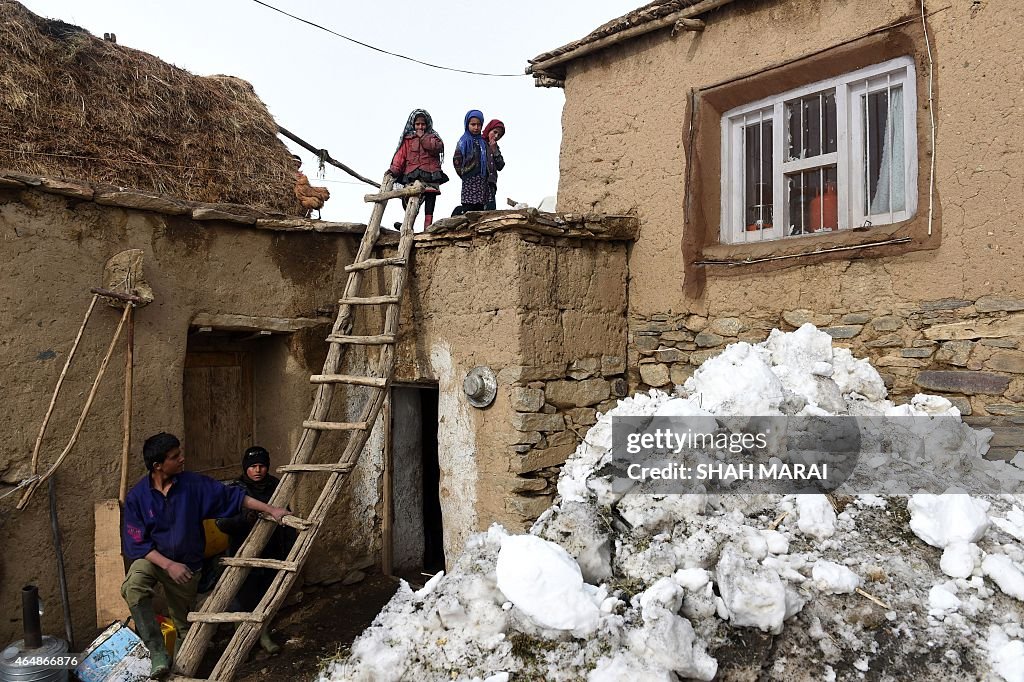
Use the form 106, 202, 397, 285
183, 351, 253, 475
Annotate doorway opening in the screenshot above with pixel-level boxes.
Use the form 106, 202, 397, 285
182, 327, 291, 480
389, 385, 443, 576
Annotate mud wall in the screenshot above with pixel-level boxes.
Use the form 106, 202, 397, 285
0, 186, 362, 646
554, 0, 1022, 417
387, 230, 629, 561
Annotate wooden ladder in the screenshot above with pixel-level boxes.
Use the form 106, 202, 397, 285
172, 176, 425, 681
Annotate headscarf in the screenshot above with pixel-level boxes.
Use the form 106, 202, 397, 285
455, 109, 488, 178
395, 109, 442, 156
482, 119, 505, 142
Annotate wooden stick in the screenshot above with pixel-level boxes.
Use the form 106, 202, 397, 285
89, 287, 146, 304
768, 511, 788, 530
276, 125, 379, 188
855, 587, 891, 610
18, 304, 132, 509
119, 305, 135, 502
529, 0, 738, 73
27, 294, 99, 482
382, 395, 393, 577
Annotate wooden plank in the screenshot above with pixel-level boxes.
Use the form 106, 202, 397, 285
187, 611, 264, 624
302, 420, 368, 431
382, 395, 393, 577
325, 334, 395, 345
344, 257, 406, 272
309, 374, 387, 387
190, 313, 332, 334
364, 183, 425, 203
337, 296, 400, 306
95, 499, 130, 626
219, 557, 298, 571
278, 463, 353, 473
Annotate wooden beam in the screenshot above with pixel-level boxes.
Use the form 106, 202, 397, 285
529, 0, 737, 75
190, 313, 332, 334
94, 500, 129, 626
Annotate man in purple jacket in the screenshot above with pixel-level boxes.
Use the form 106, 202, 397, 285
121, 432, 288, 679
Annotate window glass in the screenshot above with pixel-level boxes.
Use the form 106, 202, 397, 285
743, 118, 774, 233
864, 85, 906, 217
786, 90, 837, 161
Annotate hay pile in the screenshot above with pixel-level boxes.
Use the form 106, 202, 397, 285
0, 0, 302, 214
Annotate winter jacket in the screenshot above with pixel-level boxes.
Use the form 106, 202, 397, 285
390, 133, 444, 177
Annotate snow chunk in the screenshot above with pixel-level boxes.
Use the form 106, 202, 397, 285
495, 534, 601, 632
907, 494, 991, 547
796, 495, 837, 541
811, 560, 861, 594
987, 625, 1024, 682
928, 584, 962, 616
982, 554, 1024, 601
716, 544, 789, 634
991, 506, 1024, 542
626, 605, 718, 680
682, 342, 788, 415
587, 653, 674, 682
940, 542, 981, 579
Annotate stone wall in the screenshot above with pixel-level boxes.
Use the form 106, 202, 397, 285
504, 355, 628, 522
629, 295, 1024, 460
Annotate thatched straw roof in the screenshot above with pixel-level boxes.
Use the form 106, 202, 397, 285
0, 0, 302, 214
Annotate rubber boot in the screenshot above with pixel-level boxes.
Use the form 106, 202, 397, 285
259, 624, 281, 654
424, 214, 433, 229
129, 600, 171, 679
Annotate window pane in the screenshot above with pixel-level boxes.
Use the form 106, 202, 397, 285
786, 90, 837, 161
743, 118, 773, 233
786, 165, 838, 235
863, 85, 906, 216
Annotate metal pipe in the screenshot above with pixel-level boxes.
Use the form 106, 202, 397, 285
22, 585, 42, 649
49, 478, 74, 648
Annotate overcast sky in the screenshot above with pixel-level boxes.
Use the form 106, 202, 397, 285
23, 0, 640, 226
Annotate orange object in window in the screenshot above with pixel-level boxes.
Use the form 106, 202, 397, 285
809, 183, 838, 232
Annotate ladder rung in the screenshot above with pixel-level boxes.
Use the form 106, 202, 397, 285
303, 420, 368, 431
188, 611, 264, 624
364, 184, 424, 203
345, 257, 406, 272
279, 515, 312, 530
326, 334, 395, 345
309, 374, 387, 387
219, 557, 298, 571
278, 463, 354, 474
338, 295, 400, 306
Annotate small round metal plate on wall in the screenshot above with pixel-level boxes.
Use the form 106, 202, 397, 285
463, 366, 497, 408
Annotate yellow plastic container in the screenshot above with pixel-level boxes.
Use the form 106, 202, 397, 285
156, 616, 177, 655
203, 518, 230, 558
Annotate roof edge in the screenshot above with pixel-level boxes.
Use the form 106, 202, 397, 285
527, 0, 741, 87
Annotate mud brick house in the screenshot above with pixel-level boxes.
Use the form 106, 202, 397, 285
528, 0, 1023, 451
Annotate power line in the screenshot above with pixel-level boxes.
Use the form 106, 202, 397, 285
250, 0, 527, 78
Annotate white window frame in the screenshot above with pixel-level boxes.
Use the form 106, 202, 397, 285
720, 56, 918, 244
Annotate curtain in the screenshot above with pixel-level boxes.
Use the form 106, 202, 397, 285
869, 87, 905, 215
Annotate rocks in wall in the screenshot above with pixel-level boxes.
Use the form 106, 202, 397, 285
504, 354, 627, 525
627, 298, 1024, 428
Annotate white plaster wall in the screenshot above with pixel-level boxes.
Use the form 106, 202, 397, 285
430, 342, 478, 565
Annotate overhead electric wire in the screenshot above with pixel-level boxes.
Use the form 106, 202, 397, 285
250, 0, 527, 78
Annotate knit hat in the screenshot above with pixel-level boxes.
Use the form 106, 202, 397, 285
242, 446, 270, 470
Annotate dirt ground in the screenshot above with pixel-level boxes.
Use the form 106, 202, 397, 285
195, 573, 402, 682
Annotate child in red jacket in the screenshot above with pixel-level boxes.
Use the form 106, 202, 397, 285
388, 109, 446, 229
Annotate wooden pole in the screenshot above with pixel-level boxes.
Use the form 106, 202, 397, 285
528, 0, 738, 75
119, 305, 135, 502
18, 304, 132, 509
27, 294, 99, 482
382, 395, 393, 577
276, 125, 380, 188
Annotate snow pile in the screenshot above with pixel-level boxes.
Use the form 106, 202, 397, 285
320, 324, 1024, 682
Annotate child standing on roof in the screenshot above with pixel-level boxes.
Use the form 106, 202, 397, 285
452, 109, 490, 212
482, 119, 506, 210
388, 108, 447, 229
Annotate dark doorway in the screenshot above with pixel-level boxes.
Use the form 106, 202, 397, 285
389, 385, 444, 575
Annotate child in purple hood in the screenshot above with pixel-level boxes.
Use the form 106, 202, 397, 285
452, 109, 489, 212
